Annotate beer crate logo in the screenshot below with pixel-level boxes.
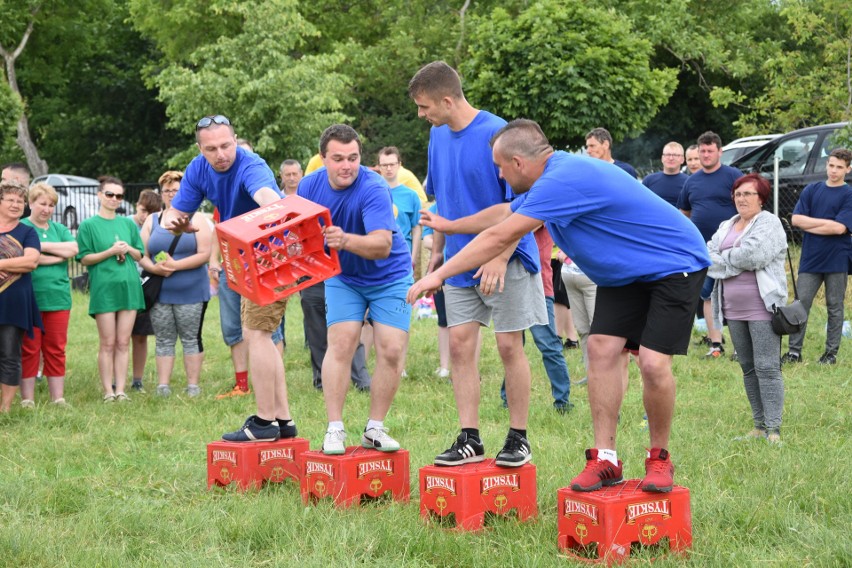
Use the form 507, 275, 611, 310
357, 459, 394, 479
305, 461, 334, 478
480, 473, 520, 495
563, 498, 599, 524
211, 450, 237, 466
258, 447, 294, 466
241, 202, 285, 223
424, 475, 456, 495
626, 500, 671, 524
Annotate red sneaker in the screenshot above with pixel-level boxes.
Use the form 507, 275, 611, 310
640, 447, 674, 493
570, 449, 624, 492
215, 385, 251, 400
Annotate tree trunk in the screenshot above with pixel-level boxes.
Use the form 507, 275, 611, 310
1, 7, 48, 178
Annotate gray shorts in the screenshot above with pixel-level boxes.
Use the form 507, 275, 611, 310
444, 259, 548, 332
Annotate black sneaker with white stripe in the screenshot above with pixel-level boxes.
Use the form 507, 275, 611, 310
495, 430, 532, 467
434, 432, 485, 466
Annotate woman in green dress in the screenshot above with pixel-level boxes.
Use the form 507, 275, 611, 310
76, 177, 144, 402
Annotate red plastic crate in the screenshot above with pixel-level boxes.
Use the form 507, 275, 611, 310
215, 196, 340, 306
300, 447, 410, 507
557, 480, 692, 564
419, 460, 538, 531
207, 438, 310, 491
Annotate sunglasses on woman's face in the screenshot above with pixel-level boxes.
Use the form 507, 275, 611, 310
102, 191, 124, 199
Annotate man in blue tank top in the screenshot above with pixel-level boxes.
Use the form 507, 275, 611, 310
163, 115, 296, 443
409, 119, 710, 494
298, 124, 413, 455
409, 61, 547, 469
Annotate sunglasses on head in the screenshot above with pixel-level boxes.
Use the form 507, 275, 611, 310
103, 191, 124, 199
196, 115, 231, 131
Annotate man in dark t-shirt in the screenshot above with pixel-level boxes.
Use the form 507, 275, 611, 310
643, 142, 688, 208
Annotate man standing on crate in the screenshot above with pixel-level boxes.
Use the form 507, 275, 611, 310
162, 114, 296, 442
297, 124, 413, 455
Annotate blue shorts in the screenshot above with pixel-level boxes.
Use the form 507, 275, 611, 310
700, 275, 715, 301
325, 275, 413, 332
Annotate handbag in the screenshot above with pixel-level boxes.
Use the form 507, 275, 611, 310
140, 217, 182, 312
771, 245, 808, 335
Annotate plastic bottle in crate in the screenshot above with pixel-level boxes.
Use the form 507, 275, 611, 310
285, 232, 303, 258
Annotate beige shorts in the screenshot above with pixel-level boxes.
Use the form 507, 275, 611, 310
241, 296, 289, 333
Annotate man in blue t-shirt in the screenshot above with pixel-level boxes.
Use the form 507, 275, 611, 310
163, 114, 295, 443
678, 131, 742, 358
298, 124, 413, 455
585, 127, 638, 179
643, 142, 688, 208
377, 146, 422, 268
409, 119, 710, 494
783, 148, 852, 366
409, 61, 547, 469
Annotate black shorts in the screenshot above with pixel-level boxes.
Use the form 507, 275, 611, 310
590, 269, 706, 356
132, 310, 155, 336
551, 259, 569, 307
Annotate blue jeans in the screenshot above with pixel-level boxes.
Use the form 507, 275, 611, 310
501, 296, 571, 406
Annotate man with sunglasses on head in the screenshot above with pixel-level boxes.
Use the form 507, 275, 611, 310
162, 114, 296, 442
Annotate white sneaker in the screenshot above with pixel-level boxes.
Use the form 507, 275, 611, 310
322, 429, 347, 455
20, 399, 35, 409
434, 367, 450, 379
361, 426, 400, 452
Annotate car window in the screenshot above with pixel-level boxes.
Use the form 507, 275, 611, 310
773, 134, 819, 176
814, 129, 843, 174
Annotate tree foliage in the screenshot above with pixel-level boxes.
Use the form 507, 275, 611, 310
131, 0, 351, 169
462, 0, 677, 149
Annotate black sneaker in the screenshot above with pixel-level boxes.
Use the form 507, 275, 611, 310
818, 352, 837, 365
435, 432, 485, 466
554, 401, 575, 415
563, 338, 579, 350
781, 351, 801, 364
222, 415, 280, 442
495, 430, 532, 467
279, 421, 298, 439
131, 379, 145, 393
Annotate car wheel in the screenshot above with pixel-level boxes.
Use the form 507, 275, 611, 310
63, 207, 78, 230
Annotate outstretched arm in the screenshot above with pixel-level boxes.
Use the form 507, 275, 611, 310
419, 203, 512, 235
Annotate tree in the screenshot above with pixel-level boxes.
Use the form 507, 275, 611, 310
0, 0, 48, 176
130, 0, 352, 169
462, 0, 677, 149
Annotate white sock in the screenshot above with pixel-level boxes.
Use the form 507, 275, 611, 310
598, 448, 618, 466
366, 419, 384, 432
328, 421, 344, 432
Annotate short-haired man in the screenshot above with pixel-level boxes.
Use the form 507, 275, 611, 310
298, 124, 412, 454
409, 61, 547, 468
129, 188, 164, 393
684, 145, 701, 175
783, 148, 852, 365
585, 128, 638, 179
408, 119, 710, 493
163, 114, 295, 442
279, 159, 303, 196
677, 131, 742, 358
643, 142, 688, 208
1, 163, 30, 186
377, 146, 422, 267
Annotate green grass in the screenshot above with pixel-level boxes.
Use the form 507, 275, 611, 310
1, 283, 850, 567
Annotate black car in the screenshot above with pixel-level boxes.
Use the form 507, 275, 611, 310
731, 121, 852, 224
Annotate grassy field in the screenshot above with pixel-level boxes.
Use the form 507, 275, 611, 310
1, 279, 850, 567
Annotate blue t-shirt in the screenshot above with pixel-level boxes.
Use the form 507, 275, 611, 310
390, 184, 421, 252
148, 214, 210, 304
0, 223, 42, 336
298, 165, 411, 287
794, 181, 852, 273
677, 165, 742, 241
424, 110, 539, 287
172, 147, 281, 220
511, 152, 710, 287
642, 171, 688, 208
614, 160, 638, 179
